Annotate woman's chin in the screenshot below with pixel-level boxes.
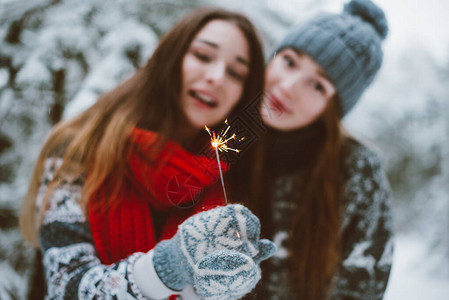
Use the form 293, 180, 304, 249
262, 114, 285, 131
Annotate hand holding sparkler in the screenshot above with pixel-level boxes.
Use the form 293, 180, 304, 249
152, 204, 277, 299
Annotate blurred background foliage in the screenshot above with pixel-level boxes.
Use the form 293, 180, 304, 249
0, 0, 447, 299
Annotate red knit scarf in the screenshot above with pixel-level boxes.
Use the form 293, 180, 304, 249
88, 128, 228, 264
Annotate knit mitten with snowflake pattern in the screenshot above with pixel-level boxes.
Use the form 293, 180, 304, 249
153, 204, 276, 299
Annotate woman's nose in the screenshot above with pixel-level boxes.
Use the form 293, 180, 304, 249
205, 62, 226, 86
278, 74, 302, 99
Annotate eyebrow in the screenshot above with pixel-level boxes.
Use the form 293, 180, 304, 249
196, 39, 249, 67
197, 39, 218, 48
317, 69, 332, 82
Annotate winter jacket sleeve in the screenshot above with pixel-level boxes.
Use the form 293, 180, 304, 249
37, 158, 175, 300
330, 142, 394, 300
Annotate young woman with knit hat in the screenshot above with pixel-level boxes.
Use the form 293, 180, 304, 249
229, 0, 394, 299
19, 7, 276, 300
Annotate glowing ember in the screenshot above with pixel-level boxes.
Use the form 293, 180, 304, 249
204, 119, 243, 153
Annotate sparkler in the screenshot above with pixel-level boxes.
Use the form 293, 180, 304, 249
205, 119, 244, 204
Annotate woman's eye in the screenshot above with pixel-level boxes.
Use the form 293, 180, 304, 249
282, 54, 295, 67
227, 68, 245, 82
193, 51, 211, 62
312, 81, 325, 94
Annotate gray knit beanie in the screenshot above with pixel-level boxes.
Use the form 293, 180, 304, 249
274, 0, 388, 116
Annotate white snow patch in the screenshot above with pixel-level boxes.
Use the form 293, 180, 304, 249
384, 235, 449, 300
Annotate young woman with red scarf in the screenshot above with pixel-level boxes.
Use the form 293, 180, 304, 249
20, 7, 275, 300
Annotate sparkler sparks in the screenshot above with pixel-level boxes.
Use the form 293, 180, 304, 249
204, 120, 244, 153
205, 120, 244, 204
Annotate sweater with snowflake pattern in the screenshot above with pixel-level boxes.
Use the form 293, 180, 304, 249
227, 122, 394, 300
37, 158, 182, 300
256, 138, 394, 300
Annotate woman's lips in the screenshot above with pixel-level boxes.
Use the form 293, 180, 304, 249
189, 89, 218, 108
267, 93, 289, 114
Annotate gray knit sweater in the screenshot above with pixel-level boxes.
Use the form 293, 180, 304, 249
257, 139, 394, 300
36, 158, 150, 299
36, 158, 187, 300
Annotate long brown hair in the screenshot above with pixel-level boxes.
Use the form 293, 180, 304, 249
289, 96, 344, 299
20, 7, 265, 246
241, 95, 345, 299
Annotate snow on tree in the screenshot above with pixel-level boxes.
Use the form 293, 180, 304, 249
0, 0, 448, 299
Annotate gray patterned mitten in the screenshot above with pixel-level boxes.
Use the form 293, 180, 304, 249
194, 250, 260, 300
153, 204, 276, 298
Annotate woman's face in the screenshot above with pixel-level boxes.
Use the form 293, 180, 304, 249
261, 48, 336, 131
181, 20, 250, 129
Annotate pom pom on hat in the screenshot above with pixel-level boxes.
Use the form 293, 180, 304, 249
274, 0, 388, 116
344, 0, 388, 39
